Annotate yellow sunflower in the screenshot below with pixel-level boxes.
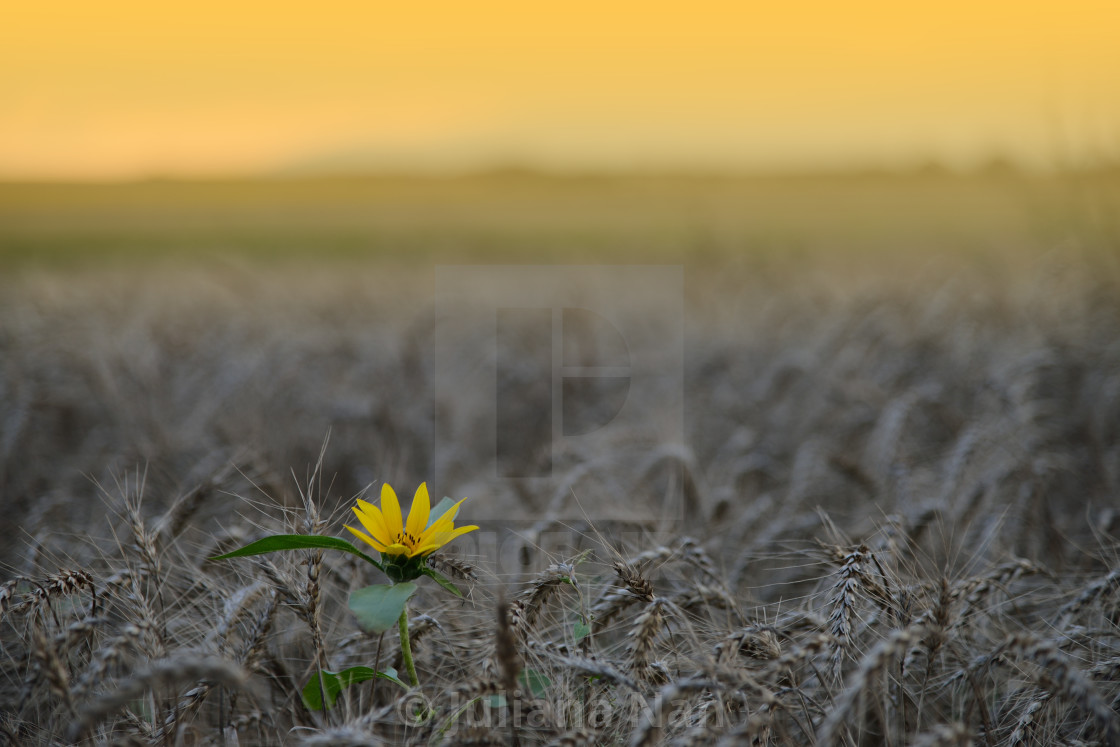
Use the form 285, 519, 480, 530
347, 482, 478, 560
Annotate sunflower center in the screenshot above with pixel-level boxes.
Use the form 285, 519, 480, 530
398, 532, 420, 547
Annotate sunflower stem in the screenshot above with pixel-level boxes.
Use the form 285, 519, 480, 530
398, 602, 419, 687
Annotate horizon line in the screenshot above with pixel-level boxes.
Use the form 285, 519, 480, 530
3, 158, 1119, 186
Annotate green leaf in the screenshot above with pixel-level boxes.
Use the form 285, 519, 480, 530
128, 697, 154, 722
376, 666, 409, 690
301, 666, 408, 710
426, 496, 458, 528
573, 619, 591, 642
211, 534, 383, 570
519, 668, 551, 698
486, 694, 508, 708
422, 566, 463, 597
348, 582, 417, 633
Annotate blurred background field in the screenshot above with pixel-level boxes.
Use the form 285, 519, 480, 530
3, 169, 1119, 268
3, 166, 1119, 545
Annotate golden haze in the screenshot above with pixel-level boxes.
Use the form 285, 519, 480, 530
2, 1, 1118, 179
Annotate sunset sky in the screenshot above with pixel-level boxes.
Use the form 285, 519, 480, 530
2, 2, 1118, 179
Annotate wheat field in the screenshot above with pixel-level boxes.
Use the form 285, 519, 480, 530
2, 173, 1119, 745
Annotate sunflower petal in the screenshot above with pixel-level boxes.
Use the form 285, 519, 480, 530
382, 542, 409, 557
345, 524, 387, 553
439, 497, 467, 524
380, 483, 403, 539
445, 524, 479, 541
425, 524, 479, 549
418, 518, 451, 545
425, 496, 459, 529
417, 498, 468, 544
353, 505, 392, 547
405, 483, 430, 539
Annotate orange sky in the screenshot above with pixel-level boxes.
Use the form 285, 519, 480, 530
1, 2, 1118, 179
